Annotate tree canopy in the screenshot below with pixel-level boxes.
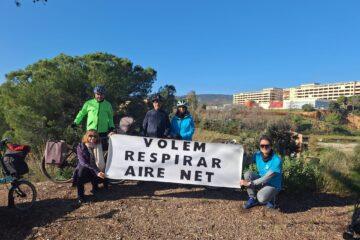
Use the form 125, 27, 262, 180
0, 52, 156, 145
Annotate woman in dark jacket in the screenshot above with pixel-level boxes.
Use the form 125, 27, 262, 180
73, 129, 105, 204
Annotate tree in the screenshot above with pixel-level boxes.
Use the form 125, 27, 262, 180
186, 91, 198, 113
302, 104, 315, 112
0, 53, 156, 145
336, 96, 348, 108
329, 100, 348, 122
264, 120, 297, 157
0, 108, 10, 138
349, 96, 360, 114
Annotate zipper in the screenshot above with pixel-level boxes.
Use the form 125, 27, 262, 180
97, 101, 101, 132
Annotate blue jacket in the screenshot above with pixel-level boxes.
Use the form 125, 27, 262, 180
142, 109, 171, 138
170, 114, 195, 140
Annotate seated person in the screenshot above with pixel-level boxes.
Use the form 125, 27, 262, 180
240, 135, 282, 209
73, 130, 106, 204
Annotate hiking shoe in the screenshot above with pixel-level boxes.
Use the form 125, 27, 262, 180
243, 197, 258, 209
265, 200, 276, 209
77, 197, 87, 205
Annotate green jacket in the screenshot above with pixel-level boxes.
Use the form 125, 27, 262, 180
74, 99, 115, 133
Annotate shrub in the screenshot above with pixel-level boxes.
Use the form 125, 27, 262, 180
282, 156, 321, 193
302, 104, 315, 112
263, 119, 297, 157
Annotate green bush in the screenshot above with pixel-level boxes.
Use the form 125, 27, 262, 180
264, 119, 297, 157
302, 104, 315, 112
282, 156, 320, 193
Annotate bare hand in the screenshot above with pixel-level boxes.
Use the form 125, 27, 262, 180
240, 179, 251, 187
97, 172, 105, 179
108, 132, 115, 137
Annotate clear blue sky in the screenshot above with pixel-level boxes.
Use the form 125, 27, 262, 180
1, 0, 360, 95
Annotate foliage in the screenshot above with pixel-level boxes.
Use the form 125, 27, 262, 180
0, 108, 10, 138
325, 112, 342, 125
282, 156, 320, 193
0, 53, 156, 145
263, 119, 297, 157
302, 104, 315, 112
186, 91, 198, 113
151, 85, 177, 115
291, 115, 313, 133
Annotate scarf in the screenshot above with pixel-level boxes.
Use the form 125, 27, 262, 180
86, 143, 106, 172
261, 149, 274, 162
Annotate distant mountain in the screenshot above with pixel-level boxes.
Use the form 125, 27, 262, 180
179, 94, 233, 106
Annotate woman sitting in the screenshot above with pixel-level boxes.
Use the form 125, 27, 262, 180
73, 130, 106, 204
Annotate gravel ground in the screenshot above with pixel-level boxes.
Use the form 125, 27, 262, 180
0, 181, 355, 240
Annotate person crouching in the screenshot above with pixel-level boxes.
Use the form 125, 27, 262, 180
73, 130, 106, 204
240, 135, 283, 209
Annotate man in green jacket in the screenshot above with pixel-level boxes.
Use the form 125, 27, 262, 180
72, 85, 115, 151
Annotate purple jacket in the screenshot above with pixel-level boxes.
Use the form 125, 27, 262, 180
75, 143, 100, 175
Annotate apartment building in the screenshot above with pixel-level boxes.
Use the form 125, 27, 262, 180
284, 81, 360, 101
233, 88, 283, 104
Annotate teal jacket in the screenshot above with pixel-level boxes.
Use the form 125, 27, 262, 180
170, 114, 195, 140
74, 99, 115, 133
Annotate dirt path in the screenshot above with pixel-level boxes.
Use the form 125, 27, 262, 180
0, 181, 355, 240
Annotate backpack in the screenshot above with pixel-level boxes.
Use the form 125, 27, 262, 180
44, 140, 68, 165
2, 144, 30, 178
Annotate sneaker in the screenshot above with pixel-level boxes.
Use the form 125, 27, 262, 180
265, 200, 276, 209
77, 197, 87, 205
243, 197, 258, 209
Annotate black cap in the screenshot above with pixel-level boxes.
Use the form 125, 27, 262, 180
152, 95, 162, 102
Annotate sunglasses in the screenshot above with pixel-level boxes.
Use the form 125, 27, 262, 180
88, 135, 97, 138
260, 144, 270, 149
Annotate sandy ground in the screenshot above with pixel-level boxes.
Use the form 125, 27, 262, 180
0, 181, 356, 240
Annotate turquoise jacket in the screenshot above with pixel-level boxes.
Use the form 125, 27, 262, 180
170, 114, 195, 140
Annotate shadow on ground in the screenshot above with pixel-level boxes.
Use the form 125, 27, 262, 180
278, 192, 357, 214
0, 181, 356, 239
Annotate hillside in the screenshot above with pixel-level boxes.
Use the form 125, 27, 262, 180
197, 94, 233, 106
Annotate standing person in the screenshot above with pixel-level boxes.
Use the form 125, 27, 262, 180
142, 95, 171, 138
73, 130, 106, 205
170, 100, 195, 140
72, 85, 115, 151
240, 135, 283, 209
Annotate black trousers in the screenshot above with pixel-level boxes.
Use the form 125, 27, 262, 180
99, 132, 109, 151
76, 165, 99, 199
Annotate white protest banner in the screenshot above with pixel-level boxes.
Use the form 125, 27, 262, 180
105, 135, 243, 188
